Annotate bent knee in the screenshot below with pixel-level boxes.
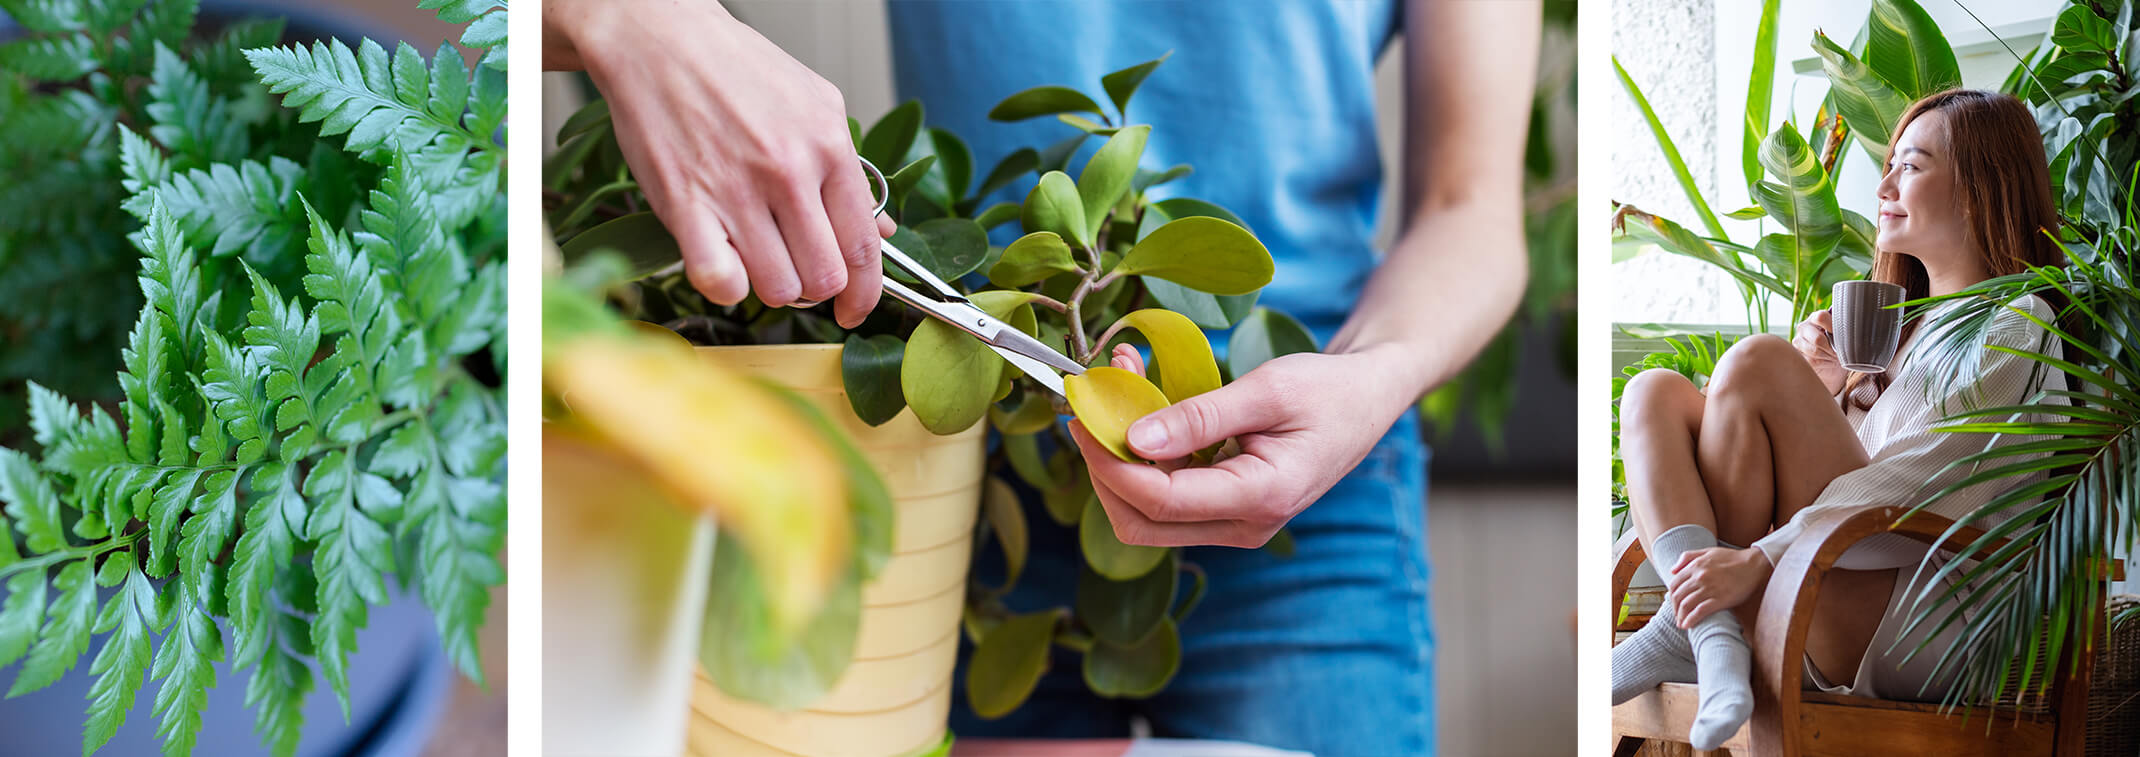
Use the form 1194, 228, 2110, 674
1710, 334, 1796, 394
1620, 368, 1698, 419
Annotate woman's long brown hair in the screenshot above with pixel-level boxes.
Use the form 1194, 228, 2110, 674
1839, 89, 2065, 410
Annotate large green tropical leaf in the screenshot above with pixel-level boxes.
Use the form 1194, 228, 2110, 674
1613, 57, 1728, 240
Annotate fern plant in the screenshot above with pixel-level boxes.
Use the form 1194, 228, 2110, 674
0, 2, 507, 755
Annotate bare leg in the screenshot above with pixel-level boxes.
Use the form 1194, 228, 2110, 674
1624, 334, 1894, 683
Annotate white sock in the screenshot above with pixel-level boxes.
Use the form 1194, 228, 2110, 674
1651, 524, 1754, 750
1610, 594, 1697, 704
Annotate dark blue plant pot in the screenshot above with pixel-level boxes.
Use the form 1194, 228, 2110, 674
0, 585, 454, 757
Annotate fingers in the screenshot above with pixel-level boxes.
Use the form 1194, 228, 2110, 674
1126, 378, 1286, 460
727, 202, 805, 307
670, 211, 749, 305
824, 156, 884, 328
1070, 422, 1270, 548
1111, 344, 1146, 376
771, 183, 848, 308
877, 214, 897, 238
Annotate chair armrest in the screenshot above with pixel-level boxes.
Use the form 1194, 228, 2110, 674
1748, 505, 1990, 756
1610, 529, 1646, 643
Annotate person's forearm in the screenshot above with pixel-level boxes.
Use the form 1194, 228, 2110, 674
546, 0, 738, 71
1326, 202, 1528, 410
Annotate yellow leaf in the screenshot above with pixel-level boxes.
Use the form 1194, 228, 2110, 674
1108, 309, 1220, 404
1063, 366, 1171, 462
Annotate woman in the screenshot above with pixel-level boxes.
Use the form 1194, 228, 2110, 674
1609, 88, 2068, 750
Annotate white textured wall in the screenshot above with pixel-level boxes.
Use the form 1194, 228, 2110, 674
1611, 0, 1743, 325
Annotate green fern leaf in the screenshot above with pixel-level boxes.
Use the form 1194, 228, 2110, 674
127, 157, 307, 267
304, 449, 393, 716
117, 303, 174, 465
43, 404, 125, 481
26, 380, 82, 451
245, 38, 497, 161
241, 618, 311, 757
111, 0, 199, 76
176, 468, 238, 606
200, 332, 272, 465
226, 462, 300, 666
0, 569, 47, 669
0, 33, 98, 80
0, 447, 67, 553
10, 558, 93, 697
0, 0, 89, 33
144, 468, 197, 577
186, 15, 277, 89
132, 196, 204, 355
359, 153, 466, 337
150, 594, 221, 757
115, 127, 172, 213
300, 202, 399, 432
424, 466, 502, 681
84, 551, 160, 755
146, 43, 250, 169
417, 0, 497, 24
0, 90, 109, 154
85, 0, 150, 32
242, 264, 322, 450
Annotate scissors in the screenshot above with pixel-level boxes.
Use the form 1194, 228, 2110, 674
829, 157, 1087, 397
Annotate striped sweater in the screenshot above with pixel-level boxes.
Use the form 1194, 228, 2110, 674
1752, 294, 2063, 571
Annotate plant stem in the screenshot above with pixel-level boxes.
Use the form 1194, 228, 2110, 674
0, 529, 146, 581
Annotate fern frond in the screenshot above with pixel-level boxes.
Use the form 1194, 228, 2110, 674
417, 0, 507, 70
126, 157, 307, 267
185, 15, 277, 90
10, 558, 94, 697
150, 597, 222, 757
146, 43, 251, 169
304, 449, 394, 717
244, 38, 501, 162
0, 33, 98, 80
0, 0, 90, 33
300, 201, 400, 437
84, 551, 161, 755
107, 0, 199, 76
0, 90, 109, 154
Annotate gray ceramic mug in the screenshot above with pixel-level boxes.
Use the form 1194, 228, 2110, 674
1831, 280, 1906, 373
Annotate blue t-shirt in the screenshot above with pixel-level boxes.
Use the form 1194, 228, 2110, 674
887, 0, 1403, 340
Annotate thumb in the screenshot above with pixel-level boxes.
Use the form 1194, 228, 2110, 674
1126, 381, 1279, 460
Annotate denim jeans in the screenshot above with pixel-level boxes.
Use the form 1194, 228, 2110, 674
952, 411, 1433, 757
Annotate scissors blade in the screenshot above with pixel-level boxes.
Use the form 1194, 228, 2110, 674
878, 278, 1085, 398
879, 237, 967, 302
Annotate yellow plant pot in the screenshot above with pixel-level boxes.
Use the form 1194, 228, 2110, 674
691, 344, 984, 757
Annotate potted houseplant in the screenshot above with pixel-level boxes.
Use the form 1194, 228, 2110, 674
544, 54, 1319, 754
0, 1, 507, 755
1611, 0, 2138, 709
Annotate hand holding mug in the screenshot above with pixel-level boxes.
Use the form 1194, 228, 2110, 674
1792, 309, 1846, 395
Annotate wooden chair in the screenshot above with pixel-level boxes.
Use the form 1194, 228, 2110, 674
1609, 505, 2125, 757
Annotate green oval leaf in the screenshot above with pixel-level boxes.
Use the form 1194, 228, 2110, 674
2053, 4, 2117, 52
1141, 278, 1257, 329
1114, 216, 1271, 295
1082, 615, 1180, 698
841, 334, 906, 426
914, 217, 989, 281
988, 85, 1104, 122
887, 154, 939, 209
1078, 495, 1167, 580
1078, 125, 1149, 241
989, 231, 1078, 287
1057, 113, 1118, 136
976, 201, 1023, 230
902, 316, 1004, 435
1042, 456, 1092, 527
926, 127, 973, 205
1076, 550, 1177, 645
971, 148, 1039, 206
1227, 307, 1318, 378
1023, 171, 1088, 249
965, 610, 1058, 719
982, 476, 1028, 591
1101, 52, 1172, 119
989, 391, 1059, 435
1131, 164, 1192, 194
558, 212, 677, 279
861, 99, 922, 170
